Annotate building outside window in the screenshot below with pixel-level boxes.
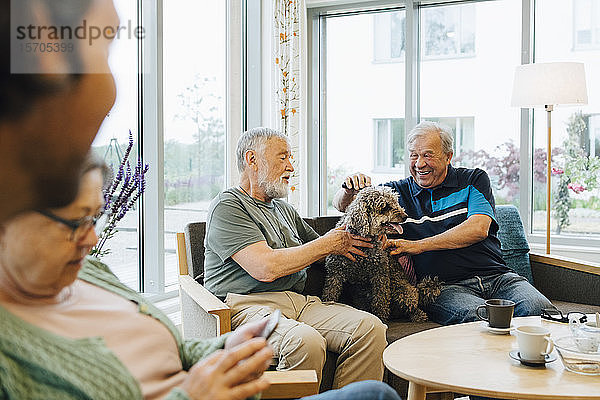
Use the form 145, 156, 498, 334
373, 117, 474, 172
418, 1, 521, 207
373, 4, 475, 63
374, 119, 405, 171
325, 9, 407, 214
324, 1, 512, 215
422, 4, 475, 59
573, 0, 600, 50
373, 11, 406, 62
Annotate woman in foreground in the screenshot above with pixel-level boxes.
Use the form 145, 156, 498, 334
0, 156, 400, 400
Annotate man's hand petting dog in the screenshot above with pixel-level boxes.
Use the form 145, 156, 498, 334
383, 237, 424, 256
324, 225, 373, 261
342, 173, 372, 194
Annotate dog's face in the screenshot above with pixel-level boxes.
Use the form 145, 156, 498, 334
343, 186, 407, 237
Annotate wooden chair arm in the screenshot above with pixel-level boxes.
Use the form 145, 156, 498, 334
179, 274, 231, 334
177, 232, 190, 275
262, 370, 319, 399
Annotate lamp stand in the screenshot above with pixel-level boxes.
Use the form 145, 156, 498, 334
545, 104, 553, 254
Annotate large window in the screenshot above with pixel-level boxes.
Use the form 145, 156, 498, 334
324, 9, 406, 214
163, 0, 227, 289
314, 0, 599, 260
88, 0, 234, 295
534, 0, 600, 238
92, 0, 140, 290
323, 2, 518, 215
419, 1, 521, 206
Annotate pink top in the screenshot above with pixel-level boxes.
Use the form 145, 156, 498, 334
1, 279, 187, 399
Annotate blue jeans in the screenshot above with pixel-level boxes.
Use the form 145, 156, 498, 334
425, 272, 553, 326
301, 381, 401, 400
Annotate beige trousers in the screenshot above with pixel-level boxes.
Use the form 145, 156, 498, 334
225, 291, 387, 389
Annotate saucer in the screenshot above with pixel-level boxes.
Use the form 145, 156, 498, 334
509, 350, 557, 367
483, 322, 515, 334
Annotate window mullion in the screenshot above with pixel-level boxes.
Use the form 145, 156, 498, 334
520, 0, 533, 234
405, 0, 419, 177
140, 0, 165, 294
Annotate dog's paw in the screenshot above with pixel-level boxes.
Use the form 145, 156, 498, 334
416, 276, 443, 307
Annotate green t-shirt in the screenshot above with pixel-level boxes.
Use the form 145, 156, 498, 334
204, 188, 320, 298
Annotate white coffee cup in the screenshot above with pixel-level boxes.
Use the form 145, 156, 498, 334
516, 325, 554, 361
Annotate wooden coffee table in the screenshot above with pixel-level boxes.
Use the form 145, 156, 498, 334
383, 316, 600, 400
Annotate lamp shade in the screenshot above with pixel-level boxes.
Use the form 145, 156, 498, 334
511, 62, 588, 107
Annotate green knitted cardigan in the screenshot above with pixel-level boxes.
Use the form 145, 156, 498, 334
0, 256, 228, 400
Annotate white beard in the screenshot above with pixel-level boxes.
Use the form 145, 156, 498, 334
258, 166, 288, 199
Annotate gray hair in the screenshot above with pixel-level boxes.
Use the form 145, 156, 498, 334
407, 121, 454, 156
236, 127, 289, 173
81, 152, 112, 188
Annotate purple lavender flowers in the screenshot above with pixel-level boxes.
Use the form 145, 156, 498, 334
90, 131, 149, 258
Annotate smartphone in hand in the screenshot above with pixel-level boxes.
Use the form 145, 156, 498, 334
259, 310, 281, 340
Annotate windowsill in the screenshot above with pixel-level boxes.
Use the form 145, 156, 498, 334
529, 252, 600, 276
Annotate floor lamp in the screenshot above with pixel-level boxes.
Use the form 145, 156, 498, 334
511, 62, 588, 254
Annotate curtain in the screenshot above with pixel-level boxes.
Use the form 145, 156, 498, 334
273, 0, 306, 210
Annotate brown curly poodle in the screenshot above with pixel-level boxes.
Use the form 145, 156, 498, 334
322, 186, 441, 322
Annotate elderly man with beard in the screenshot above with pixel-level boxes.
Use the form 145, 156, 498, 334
204, 127, 388, 390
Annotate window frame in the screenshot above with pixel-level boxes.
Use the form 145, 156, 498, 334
133, 0, 247, 297
307, 0, 600, 256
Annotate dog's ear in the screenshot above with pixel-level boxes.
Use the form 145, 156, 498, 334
346, 198, 371, 237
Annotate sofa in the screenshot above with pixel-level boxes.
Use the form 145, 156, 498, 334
178, 204, 600, 398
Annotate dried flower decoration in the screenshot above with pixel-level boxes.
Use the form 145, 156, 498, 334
90, 131, 149, 258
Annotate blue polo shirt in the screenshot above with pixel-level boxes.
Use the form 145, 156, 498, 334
383, 165, 510, 283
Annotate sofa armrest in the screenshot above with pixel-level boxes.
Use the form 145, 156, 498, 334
179, 275, 231, 338
529, 252, 600, 306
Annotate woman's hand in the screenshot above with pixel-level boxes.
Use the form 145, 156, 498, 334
181, 338, 273, 400
225, 318, 270, 350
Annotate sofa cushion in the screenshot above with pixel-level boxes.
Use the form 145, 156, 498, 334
496, 205, 534, 283
184, 222, 206, 283
550, 300, 600, 315
386, 320, 441, 343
